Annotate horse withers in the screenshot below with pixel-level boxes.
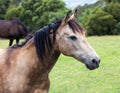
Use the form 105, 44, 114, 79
0, 18, 29, 46
0, 10, 100, 93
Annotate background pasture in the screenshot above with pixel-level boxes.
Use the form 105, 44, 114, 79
0, 36, 120, 93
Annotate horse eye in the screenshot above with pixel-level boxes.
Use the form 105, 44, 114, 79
69, 35, 77, 41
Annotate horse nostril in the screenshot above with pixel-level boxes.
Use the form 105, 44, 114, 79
92, 59, 97, 64
92, 59, 96, 64
92, 58, 100, 64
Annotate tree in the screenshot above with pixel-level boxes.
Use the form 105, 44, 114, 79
86, 9, 117, 35
10, 0, 21, 6
77, 0, 120, 35
5, 5, 24, 19
104, 2, 120, 22
101, 0, 120, 3
0, 0, 10, 19
5, 0, 68, 31
78, 8, 97, 27
76, 4, 93, 16
21, 0, 68, 31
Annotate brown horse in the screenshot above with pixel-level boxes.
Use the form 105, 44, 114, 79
0, 18, 29, 46
0, 10, 100, 93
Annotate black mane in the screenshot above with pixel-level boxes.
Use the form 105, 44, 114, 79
11, 19, 85, 61
34, 19, 62, 60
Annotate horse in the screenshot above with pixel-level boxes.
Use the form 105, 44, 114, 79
0, 18, 29, 46
0, 10, 100, 93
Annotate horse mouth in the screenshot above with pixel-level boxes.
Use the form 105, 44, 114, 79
85, 64, 99, 70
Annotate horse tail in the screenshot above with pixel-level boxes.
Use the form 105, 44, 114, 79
12, 18, 29, 36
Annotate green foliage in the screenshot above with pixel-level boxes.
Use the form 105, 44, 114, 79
79, 8, 97, 27
77, 0, 120, 36
113, 22, 120, 35
104, 2, 120, 22
3, 0, 68, 31
87, 9, 117, 35
103, 0, 120, 3
0, 0, 10, 19
10, 0, 21, 6
20, 0, 68, 31
5, 5, 24, 19
1, 0, 120, 35
76, 4, 93, 16
0, 0, 21, 19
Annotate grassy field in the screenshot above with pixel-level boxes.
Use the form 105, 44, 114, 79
0, 36, 120, 93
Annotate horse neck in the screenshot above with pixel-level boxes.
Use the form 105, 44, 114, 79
39, 40, 61, 73
41, 47, 61, 73
24, 37, 61, 75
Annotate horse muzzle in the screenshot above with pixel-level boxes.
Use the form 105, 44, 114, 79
85, 58, 100, 70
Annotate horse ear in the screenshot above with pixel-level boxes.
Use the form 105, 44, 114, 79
70, 9, 78, 20
74, 9, 78, 18
62, 10, 72, 24
62, 9, 78, 25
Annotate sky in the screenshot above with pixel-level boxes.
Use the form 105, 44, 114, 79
63, 0, 98, 9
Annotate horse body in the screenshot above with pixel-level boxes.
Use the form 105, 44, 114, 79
0, 38, 60, 93
0, 18, 29, 46
0, 20, 12, 38
0, 10, 100, 93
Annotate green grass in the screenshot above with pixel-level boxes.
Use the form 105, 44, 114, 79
0, 39, 9, 48
0, 39, 23, 48
49, 36, 120, 93
0, 36, 120, 93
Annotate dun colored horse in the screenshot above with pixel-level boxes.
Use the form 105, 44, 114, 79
0, 10, 100, 93
0, 18, 29, 46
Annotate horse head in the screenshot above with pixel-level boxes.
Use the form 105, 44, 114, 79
56, 9, 100, 70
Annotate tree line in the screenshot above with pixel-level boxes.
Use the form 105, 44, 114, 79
77, 0, 120, 35
0, 0, 68, 31
0, 0, 119, 35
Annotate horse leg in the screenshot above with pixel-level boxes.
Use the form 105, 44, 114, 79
16, 38, 20, 45
9, 39, 14, 46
